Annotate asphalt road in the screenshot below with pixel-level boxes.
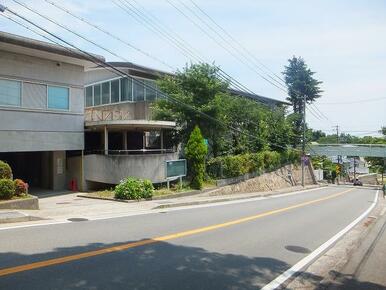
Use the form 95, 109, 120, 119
0, 186, 377, 290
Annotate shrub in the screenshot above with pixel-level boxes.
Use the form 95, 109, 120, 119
114, 177, 154, 200
185, 126, 208, 190
14, 179, 28, 196
0, 160, 12, 179
0, 179, 15, 200
207, 149, 299, 179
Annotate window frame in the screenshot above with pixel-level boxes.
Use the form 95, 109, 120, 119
47, 85, 70, 111
0, 77, 22, 108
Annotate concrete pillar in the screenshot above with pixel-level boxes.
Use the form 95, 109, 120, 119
123, 131, 128, 151
104, 125, 109, 155
160, 130, 164, 152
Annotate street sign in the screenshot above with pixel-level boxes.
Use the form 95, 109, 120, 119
165, 159, 187, 179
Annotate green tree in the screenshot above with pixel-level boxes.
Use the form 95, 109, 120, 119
153, 63, 226, 156
283, 56, 323, 147
153, 63, 292, 156
185, 126, 208, 189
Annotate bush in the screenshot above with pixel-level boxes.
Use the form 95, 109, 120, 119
114, 177, 154, 200
14, 179, 28, 196
0, 179, 15, 200
0, 160, 12, 179
185, 126, 208, 190
207, 149, 300, 179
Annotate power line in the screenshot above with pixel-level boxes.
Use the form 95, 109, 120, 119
1, 5, 295, 151
319, 96, 386, 105
44, 0, 279, 109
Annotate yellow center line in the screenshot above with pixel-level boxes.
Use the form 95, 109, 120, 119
0, 188, 354, 277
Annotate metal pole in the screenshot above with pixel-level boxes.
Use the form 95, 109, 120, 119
353, 157, 357, 181
302, 94, 306, 187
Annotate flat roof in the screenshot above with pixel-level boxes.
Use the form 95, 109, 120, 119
85, 120, 176, 131
0, 31, 105, 67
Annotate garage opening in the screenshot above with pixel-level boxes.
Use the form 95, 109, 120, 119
0, 151, 53, 190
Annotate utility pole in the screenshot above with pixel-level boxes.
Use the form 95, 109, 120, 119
332, 125, 339, 144
302, 95, 306, 187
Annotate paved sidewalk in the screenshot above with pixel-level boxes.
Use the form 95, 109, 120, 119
0, 184, 323, 227
329, 198, 386, 290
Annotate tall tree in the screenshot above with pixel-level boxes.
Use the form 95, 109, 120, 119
283, 56, 323, 147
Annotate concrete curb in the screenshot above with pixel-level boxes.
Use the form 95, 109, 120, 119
153, 185, 326, 209
0, 211, 42, 224
0, 195, 39, 210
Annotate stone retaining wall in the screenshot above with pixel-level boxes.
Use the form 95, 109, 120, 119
208, 164, 315, 196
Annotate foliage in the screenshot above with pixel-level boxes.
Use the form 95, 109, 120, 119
114, 177, 154, 200
0, 179, 15, 200
282, 56, 323, 147
14, 179, 28, 196
207, 149, 300, 179
185, 126, 208, 189
152, 63, 293, 157
0, 160, 12, 180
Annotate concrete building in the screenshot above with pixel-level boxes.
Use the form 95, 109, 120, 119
0, 31, 102, 191
81, 62, 178, 189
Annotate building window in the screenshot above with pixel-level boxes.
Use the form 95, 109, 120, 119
102, 82, 110, 104
47, 86, 69, 110
145, 80, 157, 101
0, 79, 21, 107
94, 84, 101, 106
85, 86, 93, 107
111, 79, 120, 103
120, 78, 132, 102
133, 78, 145, 101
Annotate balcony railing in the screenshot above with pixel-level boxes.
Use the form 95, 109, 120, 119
84, 149, 175, 155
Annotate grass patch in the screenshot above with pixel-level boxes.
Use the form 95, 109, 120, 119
86, 190, 115, 199
0, 194, 33, 202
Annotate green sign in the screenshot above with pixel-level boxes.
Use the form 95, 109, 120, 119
166, 159, 187, 178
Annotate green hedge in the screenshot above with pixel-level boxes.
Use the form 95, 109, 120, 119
0, 161, 12, 179
114, 177, 154, 200
0, 179, 15, 200
207, 149, 300, 179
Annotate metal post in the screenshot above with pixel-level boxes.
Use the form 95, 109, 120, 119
80, 150, 84, 192
104, 125, 108, 155
353, 157, 357, 181
302, 94, 306, 187
179, 176, 183, 189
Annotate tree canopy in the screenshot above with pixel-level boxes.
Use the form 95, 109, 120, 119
152, 63, 293, 157
283, 56, 323, 147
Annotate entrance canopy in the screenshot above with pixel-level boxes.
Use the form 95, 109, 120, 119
308, 144, 386, 158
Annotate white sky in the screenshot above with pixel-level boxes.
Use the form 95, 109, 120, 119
1, 0, 385, 136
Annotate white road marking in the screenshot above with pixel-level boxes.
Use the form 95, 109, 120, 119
261, 190, 379, 290
0, 186, 328, 231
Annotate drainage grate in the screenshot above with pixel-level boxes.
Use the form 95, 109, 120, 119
285, 245, 311, 254
68, 218, 89, 222
56, 202, 71, 205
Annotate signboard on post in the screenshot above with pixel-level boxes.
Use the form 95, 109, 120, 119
165, 159, 187, 189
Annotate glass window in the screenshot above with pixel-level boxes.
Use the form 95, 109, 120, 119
48, 86, 69, 110
111, 79, 120, 103
93, 84, 101, 106
85, 86, 93, 107
145, 131, 161, 149
133, 78, 144, 102
0, 79, 21, 107
102, 82, 110, 104
120, 78, 132, 102
145, 80, 157, 101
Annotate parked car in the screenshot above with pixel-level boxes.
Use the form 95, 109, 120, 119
353, 179, 363, 186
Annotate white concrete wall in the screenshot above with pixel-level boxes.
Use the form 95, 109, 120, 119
84, 153, 179, 184
0, 49, 85, 152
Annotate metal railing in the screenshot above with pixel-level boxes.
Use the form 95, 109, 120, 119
84, 148, 175, 155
